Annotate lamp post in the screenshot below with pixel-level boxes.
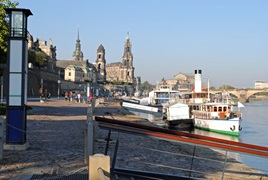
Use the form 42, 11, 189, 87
4, 8, 32, 150
57, 69, 61, 99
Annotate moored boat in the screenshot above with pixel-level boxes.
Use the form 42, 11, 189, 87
162, 101, 193, 128
192, 102, 242, 136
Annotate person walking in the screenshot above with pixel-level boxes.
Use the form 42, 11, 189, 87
44, 89, 48, 102
77, 93, 81, 103
65, 91, 68, 101
69, 91, 73, 102
39, 87, 43, 101
89, 93, 93, 102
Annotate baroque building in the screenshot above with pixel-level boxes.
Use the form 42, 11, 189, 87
56, 30, 141, 96
95, 44, 106, 82
27, 34, 57, 71
105, 33, 135, 84
56, 29, 98, 83
72, 30, 84, 61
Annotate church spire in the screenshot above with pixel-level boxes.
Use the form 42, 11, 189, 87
77, 27, 80, 41
122, 32, 133, 67
72, 27, 83, 61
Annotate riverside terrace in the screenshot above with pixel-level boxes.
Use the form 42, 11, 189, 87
0, 98, 267, 179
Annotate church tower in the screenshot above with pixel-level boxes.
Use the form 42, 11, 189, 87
121, 32, 134, 83
72, 29, 84, 61
95, 43, 106, 82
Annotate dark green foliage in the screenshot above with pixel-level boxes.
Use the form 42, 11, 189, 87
0, 1, 19, 55
218, 84, 235, 90
141, 81, 155, 91
28, 49, 36, 65
35, 51, 48, 66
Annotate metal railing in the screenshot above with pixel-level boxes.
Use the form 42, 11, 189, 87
95, 116, 268, 179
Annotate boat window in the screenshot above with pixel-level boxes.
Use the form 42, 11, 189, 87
214, 107, 217, 112
223, 106, 227, 112
218, 106, 222, 112
209, 106, 212, 112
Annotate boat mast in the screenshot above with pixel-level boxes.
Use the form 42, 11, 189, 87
207, 79, 210, 101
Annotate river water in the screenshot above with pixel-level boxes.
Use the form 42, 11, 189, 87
127, 101, 268, 174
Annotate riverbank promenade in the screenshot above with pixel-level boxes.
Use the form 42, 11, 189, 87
0, 98, 267, 179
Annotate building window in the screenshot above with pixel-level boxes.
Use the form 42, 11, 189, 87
69, 72, 71, 76
98, 54, 101, 58
98, 63, 101, 70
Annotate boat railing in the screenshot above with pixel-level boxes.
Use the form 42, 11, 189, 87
192, 110, 213, 119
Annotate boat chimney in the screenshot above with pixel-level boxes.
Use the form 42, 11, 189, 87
194, 69, 202, 92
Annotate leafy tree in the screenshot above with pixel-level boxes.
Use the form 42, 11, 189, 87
0, 0, 19, 61
35, 51, 48, 66
28, 49, 36, 64
219, 84, 235, 90
141, 81, 155, 91
209, 86, 216, 90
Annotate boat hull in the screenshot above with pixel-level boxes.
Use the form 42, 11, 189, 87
165, 118, 193, 129
193, 118, 241, 136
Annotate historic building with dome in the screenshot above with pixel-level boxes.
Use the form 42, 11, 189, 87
56, 30, 141, 96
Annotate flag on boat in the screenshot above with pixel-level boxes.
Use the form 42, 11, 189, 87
238, 102, 245, 108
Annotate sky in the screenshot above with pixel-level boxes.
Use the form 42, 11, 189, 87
17, 0, 268, 88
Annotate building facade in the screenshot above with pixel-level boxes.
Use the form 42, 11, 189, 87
255, 81, 268, 89
95, 44, 106, 82
56, 29, 98, 83
27, 34, 57, 71
105, 33, 135, 84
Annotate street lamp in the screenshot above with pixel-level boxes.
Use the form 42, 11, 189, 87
4, 8, 32, 149
57, 69, 61, 99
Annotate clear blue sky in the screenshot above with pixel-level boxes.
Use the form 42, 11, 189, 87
18, 0, 268, 88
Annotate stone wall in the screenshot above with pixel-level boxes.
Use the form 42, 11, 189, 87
28, 68, 59, 97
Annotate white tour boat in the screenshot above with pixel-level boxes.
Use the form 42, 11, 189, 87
191, 102, 243, 136
189, 69, 243, 136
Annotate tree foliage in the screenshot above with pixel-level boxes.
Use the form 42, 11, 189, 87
28, 49, 36, 64
209, 86, 216, 90
141, 81, 155, 91
0, 0, 19, 58
218, 84, 235, 90
35, 51, 48, 66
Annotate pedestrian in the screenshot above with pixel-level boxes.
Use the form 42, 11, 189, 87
65, 91, 68, 101
44, 89, 48, 102
39, 87, 43, 101
75, 92, 78, 103
90, 93, 93, 102
69, 91, 73, 102
77, 93, 81, 103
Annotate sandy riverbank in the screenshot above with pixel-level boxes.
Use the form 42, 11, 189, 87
0, 98, 267, 180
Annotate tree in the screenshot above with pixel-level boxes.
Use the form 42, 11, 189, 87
35, 51, 48, 66
209, 86, 216, 90
28, 49, 36, 64
219, 84, 235, 90
141, 81, 155, 91
0, 0, 19, 62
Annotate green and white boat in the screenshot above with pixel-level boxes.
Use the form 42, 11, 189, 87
191, 102, 243, 136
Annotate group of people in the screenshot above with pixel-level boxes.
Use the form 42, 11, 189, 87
39, 88, 93, 103
65, 91, 81, 102
39, 88, 51, 102
64, 91, 93, 103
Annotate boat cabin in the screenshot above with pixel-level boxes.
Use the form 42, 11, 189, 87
192, 103, 242, 120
